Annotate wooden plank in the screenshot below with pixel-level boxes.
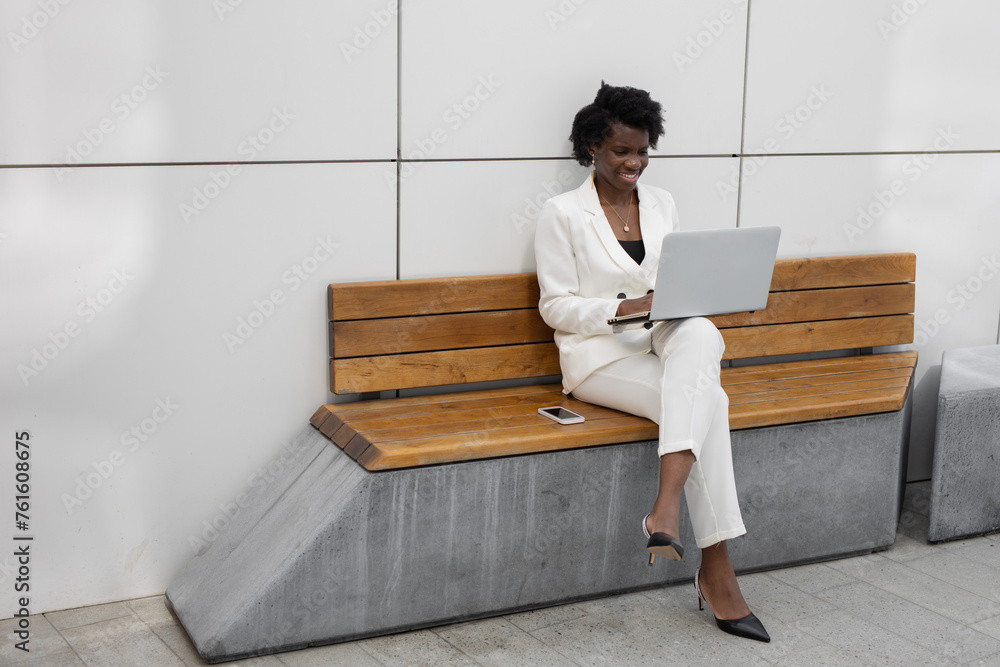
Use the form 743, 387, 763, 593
727, 376, 911, 405
768, 253, 915, 291
342, 398, 573, 430
316, 352, 917, 469
348, 401, 626, 437
327, 390, 569, 423
332, 309, 554, 358
330, 422, 357, 448
309, 406, 334, 430
319, 413, 345, 439
721, 315, 914, 359
728, 384, 912, 429
723, 367, 915, 397
344, 432, 372, 460
330, 273, 540, 321
326, 383, 564, 416
355, 381, 912, 469
332, 343, 561, 394
722, 351, 917, 384
351, 411, 614, 447
709, 284, 914, 328
356, 415, 659, 470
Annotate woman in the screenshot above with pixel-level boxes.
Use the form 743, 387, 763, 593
534, 82, 769, 643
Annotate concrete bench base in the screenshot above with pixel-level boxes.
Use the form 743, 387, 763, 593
167, 395, 911, 663
929, 344, 1000, 542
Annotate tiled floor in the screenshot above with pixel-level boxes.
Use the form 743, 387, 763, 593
4, 482, 1000, 666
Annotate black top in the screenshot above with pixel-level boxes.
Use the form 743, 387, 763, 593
618, 239, 645, 265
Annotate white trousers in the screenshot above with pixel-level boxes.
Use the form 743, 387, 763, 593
572, 317, 746, 548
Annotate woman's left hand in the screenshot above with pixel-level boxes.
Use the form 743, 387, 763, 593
615, 292, 653, 316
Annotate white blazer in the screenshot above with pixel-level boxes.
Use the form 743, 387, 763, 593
535, 172, 680, 393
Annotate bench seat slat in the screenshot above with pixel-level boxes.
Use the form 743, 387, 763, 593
728, 376, 911, 405
323, 383, 564, 416
348, 405, 631, 447
721, 315, 914, 359
341, 400, 627, 432
355, 415, 660, 470
332, 343, 561, 394
728, 386, 911, 429
723, 367, 915, 397
321, 391, 568, 423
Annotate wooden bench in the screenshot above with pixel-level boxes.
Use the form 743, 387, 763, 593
168, 252, 919, 663
313, 253, 917, 470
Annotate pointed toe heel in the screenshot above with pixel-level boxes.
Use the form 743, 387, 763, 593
642, 513, 684, 565
694, 567, 770, 643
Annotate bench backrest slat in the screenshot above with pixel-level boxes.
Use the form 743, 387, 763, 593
720, 314, 914, 360
328, 253, 916, 394
331, 310, 554, 358
767, 253, 915, 291
329, 273, 540, 320
333, 342, 560, 394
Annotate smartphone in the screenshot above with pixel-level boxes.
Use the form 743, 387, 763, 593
538, 406, 585, 424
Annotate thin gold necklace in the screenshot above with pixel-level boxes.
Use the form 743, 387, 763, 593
598, 188, 635, 232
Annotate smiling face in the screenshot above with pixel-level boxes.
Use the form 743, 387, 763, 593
591, 122, 650, 196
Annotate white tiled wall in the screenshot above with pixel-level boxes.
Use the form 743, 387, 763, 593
745, 0, 1000, 154
400, 0, 746, 158
0, 1, 397, 164
2, 0, 997, 615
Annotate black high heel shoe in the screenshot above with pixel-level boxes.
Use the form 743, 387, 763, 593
642, 513, 684, 565
694, 567, 770, 643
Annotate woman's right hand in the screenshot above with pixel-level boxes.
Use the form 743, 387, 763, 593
615, 292, 653, 317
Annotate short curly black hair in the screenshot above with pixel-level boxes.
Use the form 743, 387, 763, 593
569, 82, 664, 167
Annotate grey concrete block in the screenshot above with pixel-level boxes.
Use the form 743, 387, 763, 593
929, 344, 1000, 542
168, 395, 912, 663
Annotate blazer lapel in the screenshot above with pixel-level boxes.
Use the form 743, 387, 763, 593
636, 182, 664, 280
580, 173, 649, 282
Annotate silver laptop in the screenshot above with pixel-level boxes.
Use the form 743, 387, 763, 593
608, 226, 781, 332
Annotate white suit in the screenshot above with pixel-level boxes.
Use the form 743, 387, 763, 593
534, 172, 746, 548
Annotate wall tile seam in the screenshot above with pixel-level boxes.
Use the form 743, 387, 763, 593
4, 149, 999, 171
